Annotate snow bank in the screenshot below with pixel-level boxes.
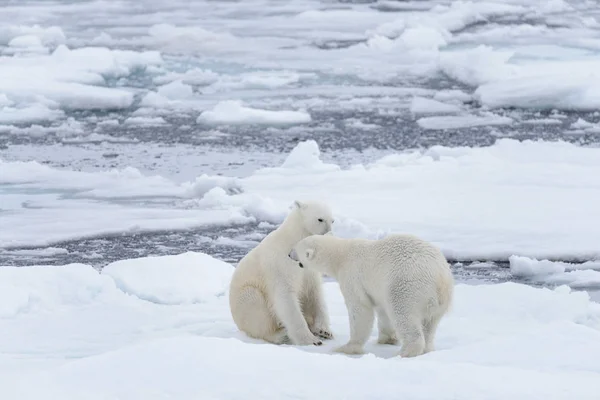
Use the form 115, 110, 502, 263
197, 100, 311, 126
102, 252, 234, 305
242, 139, 600, 261
1, 261, 600, 399
0, 251, 235, 317
0, 264, 119, 318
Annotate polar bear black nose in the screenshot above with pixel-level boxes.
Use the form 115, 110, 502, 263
298, 262, 304, 268
288, 249, 298, 261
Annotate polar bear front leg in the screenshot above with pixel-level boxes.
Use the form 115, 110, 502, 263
302, 272, 333, 340
335, 297, 374, 355
273, 286, 323, 346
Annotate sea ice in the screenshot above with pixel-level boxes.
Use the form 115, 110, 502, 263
101, 252, 234, 305
197, 100, 312, 126
2, 139, 600, 263
409, 97, 461, 115
417, 114, 513, 129
0, 253, 599, 399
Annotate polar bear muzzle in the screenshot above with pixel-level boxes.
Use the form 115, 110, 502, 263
288, 249, 304, 268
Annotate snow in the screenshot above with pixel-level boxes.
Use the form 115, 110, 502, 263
0, 104, 64, 124
410, 97, 461, 115
0, 44, 162, 122
417, 114, 513, 130
0, 253, 599, 398
197, 100, 312, 126
123, 116, 168, 126
8, 35, 44, 49
510, 256, 600, 289
101, 252, 234, 305
0, 0, 599, 129
2, 0, 600, 395
156, 80, 194, 100
3, 138, 600, 265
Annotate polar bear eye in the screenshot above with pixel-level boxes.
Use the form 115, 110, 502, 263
318, 218, 324, 222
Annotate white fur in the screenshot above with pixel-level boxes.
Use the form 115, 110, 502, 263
290, 234, 454, 357
229, 200, 335, 346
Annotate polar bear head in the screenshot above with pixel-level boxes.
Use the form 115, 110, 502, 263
288, 234, 335, 275
293, 200, 334, 236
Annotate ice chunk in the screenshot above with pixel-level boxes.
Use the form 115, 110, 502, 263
399, 26, 449, 50
181, 174, 242, 198
417, 114, 513, 129
433, 90, 472, 103
197, 100, 311, 126
156, 80, 194, 100
0, 104, 64, 124
410, 97, 461, 114
123, 116, 168, 126
510, 256, 600, 289
101, 252, 234, 305
0, 44, 162, 111
0, 25, 66, 47
8, 35, 43, 48
259, 140, 341, 174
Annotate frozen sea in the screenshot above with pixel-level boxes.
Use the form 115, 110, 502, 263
1, 1, 600, 399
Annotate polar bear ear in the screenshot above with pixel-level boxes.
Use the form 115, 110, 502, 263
305, 248, 315, 260
294, 200, 306, 209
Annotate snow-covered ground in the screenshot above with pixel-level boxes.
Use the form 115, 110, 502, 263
1, 252, 600, 399
2, 0, 600, 397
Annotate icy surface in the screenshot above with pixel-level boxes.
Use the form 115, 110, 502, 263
2, 139, 600, 263
2, 1, 600, 395
102, 252, 234, 305
0, 0, 599, 146
510, 256, 600, 290
0, 253, 599, 399
197, 100, 312, 126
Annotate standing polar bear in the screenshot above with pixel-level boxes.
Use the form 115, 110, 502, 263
229, 200, 335, 346
289, 233, 454, 357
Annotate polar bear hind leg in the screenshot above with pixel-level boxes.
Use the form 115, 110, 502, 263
376, 306, 398, 345
422, 311, 444, 353
389, 301, 426, 358
232, 285, 289, 344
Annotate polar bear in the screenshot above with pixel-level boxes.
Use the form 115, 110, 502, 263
289, 233, 454, 357
229, 200, 335, 346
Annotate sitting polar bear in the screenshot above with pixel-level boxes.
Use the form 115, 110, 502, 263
229, 200, 335, 346
289, 233, 454, 357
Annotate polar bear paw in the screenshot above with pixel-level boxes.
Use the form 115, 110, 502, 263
334, 343, 365, 355
377, 333, 398, 345
293, 333, 323, 346
311, 327, 334, 340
